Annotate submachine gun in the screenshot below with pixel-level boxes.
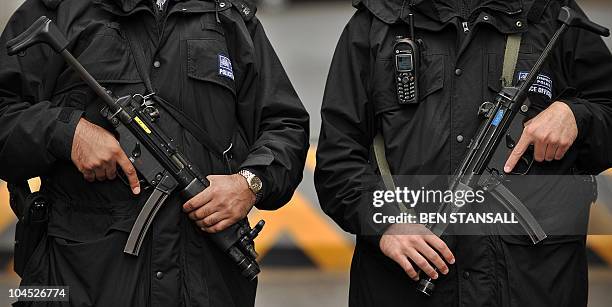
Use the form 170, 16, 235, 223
7, 17, 265, 280
414, 7, 610, 296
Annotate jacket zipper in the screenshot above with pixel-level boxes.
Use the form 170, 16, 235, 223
460, 0, 470, 20
460, 0, 471, 33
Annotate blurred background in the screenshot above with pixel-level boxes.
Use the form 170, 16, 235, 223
1, 0, 612, 306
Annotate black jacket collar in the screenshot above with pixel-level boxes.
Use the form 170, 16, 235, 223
93, 0, 189, 14
41, 0, 64, 9
115, 0, 187, 12
353, 0, 524, 25
92, 0, 234, 16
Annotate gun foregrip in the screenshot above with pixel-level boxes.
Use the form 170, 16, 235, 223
181, 178, 208, 199
6, 16, 69, 56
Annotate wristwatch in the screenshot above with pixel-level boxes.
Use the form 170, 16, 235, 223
238, 169, 264, 203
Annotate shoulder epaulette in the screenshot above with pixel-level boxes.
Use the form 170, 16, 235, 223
228, 0, 257, 21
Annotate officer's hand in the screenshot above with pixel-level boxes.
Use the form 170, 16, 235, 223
504, 101, 578, 173
380, 224, 455, 281
182, 174, 256, 233
71, 118, 141, 194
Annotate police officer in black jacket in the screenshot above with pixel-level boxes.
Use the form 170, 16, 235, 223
315, 0, 612, 306
0, 0, 309, 306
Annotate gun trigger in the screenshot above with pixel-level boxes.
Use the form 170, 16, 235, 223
132, 143, 142, 159
505, 134, 516, 149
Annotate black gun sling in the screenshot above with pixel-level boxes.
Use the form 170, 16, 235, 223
120, 19, 230, 162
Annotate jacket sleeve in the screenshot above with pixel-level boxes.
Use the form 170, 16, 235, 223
0, 2, 83, 182
236, 16, 310, 210
314, 10, 395, 246
558, 1, 612, 174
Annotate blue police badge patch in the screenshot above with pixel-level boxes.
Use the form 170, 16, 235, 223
517, 71, 553, 99
218, 54, 234, 80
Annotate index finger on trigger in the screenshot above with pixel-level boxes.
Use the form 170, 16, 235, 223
504, 132, 532, 173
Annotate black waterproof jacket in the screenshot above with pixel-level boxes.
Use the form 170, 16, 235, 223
316, 0, 612, 306
0, 0, 309, 306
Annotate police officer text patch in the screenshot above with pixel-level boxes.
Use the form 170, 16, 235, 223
218, 54, 234, 80
518, 71, 553, 99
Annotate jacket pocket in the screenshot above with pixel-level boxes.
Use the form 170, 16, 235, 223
497, 174, 594, 246
419, 53, 445, 100
18, 235, 50, 287
57, 22, 141, 91
498, 235, 588, 307
44, 197, 145, 306
47, 197, 138, 243
186, 38, 237, 97
372, 53, 444, 115
500, 235, 585, 246
48, 231, 145, 307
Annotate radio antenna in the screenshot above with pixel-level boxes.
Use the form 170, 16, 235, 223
409, 14, 416, 39
401, 0, 416, 40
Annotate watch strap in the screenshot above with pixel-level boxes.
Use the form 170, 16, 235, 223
239, 169, 263, 203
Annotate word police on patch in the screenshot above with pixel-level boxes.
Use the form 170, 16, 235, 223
218, 54, 235, 80
518, 71, 553, 99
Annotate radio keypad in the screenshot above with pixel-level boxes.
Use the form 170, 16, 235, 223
397, 72, 416, 104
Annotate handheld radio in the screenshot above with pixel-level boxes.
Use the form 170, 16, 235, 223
394, 13, 420, 105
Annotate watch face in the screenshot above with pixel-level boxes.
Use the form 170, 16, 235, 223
249, 176, 263, 193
